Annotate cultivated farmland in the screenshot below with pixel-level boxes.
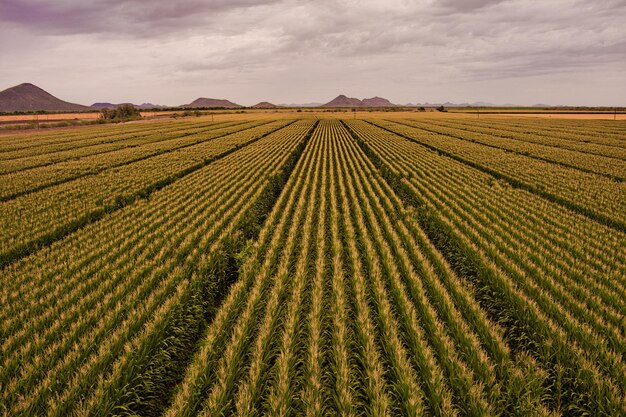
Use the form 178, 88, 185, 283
1, 115, 625, 416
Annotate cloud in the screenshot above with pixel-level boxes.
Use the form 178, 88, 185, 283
1, 0, 624, 106
437, 0, 508, 13
0, 0, 281, 36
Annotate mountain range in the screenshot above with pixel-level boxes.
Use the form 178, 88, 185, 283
0, 83, 91, 112
251, 102, 278, 108
0, 82, 573, 112
91, 102, 167, 109
412, 101, 508, 107
278, 102, 323, 108
321, 95, 397, 107
0, 83, 249, 112
181, 97, 243, 108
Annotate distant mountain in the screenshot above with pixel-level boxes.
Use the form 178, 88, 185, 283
91, 102, 167, 109
0, 83, 91, 112
279, 102, 323, 107
251, 101, 278, 108
413, 101, 534, 108
137, 103, 167, 109
322, 95, 364, 107
471, 101, 497, 107
361, 96, 396, 107
91, 102, 117, 109
321, 94, 397, 107
181, 98, 243, 108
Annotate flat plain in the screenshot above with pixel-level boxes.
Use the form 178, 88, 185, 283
1, 113, 625, 416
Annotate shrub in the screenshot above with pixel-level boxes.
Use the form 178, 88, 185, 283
100, 104, 142, 120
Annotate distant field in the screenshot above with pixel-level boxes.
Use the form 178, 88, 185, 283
494, 112, 626, 120
1, 115, 625, 416
2, 108, 624, 126
0, 111, 181, 123
0, 112, 101, 122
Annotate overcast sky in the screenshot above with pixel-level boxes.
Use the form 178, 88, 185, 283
1, 0, 625, 106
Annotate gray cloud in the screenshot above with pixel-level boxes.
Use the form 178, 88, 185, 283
1, 0, 624, 106
437, 0, 508, 13
0, 0, 281, 36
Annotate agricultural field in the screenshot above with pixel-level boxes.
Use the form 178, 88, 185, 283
1, 114, 625, 416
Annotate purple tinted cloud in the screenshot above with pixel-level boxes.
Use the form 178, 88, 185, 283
438, 0, 508, 13
1, 0, 280, 35
0, 0, 624, 106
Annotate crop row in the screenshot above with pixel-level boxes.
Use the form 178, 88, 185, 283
0, 117, 209, 155
0, 120, 268, 199
370, 119, 626, 231
0, 116, 232, 155
0, 119, 249, 173
397, 118, 626, 177
0, 119, 293, 267
162, 120, 555, 416
345, 119, 626, 415
1, 116, 623, 416
472, 117, 626, 145
0, 119, 315, 416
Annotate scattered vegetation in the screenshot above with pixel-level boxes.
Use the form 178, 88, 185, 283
100, 103, 142, 121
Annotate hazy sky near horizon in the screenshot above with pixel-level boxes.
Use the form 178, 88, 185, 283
1, 0, 625, 106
